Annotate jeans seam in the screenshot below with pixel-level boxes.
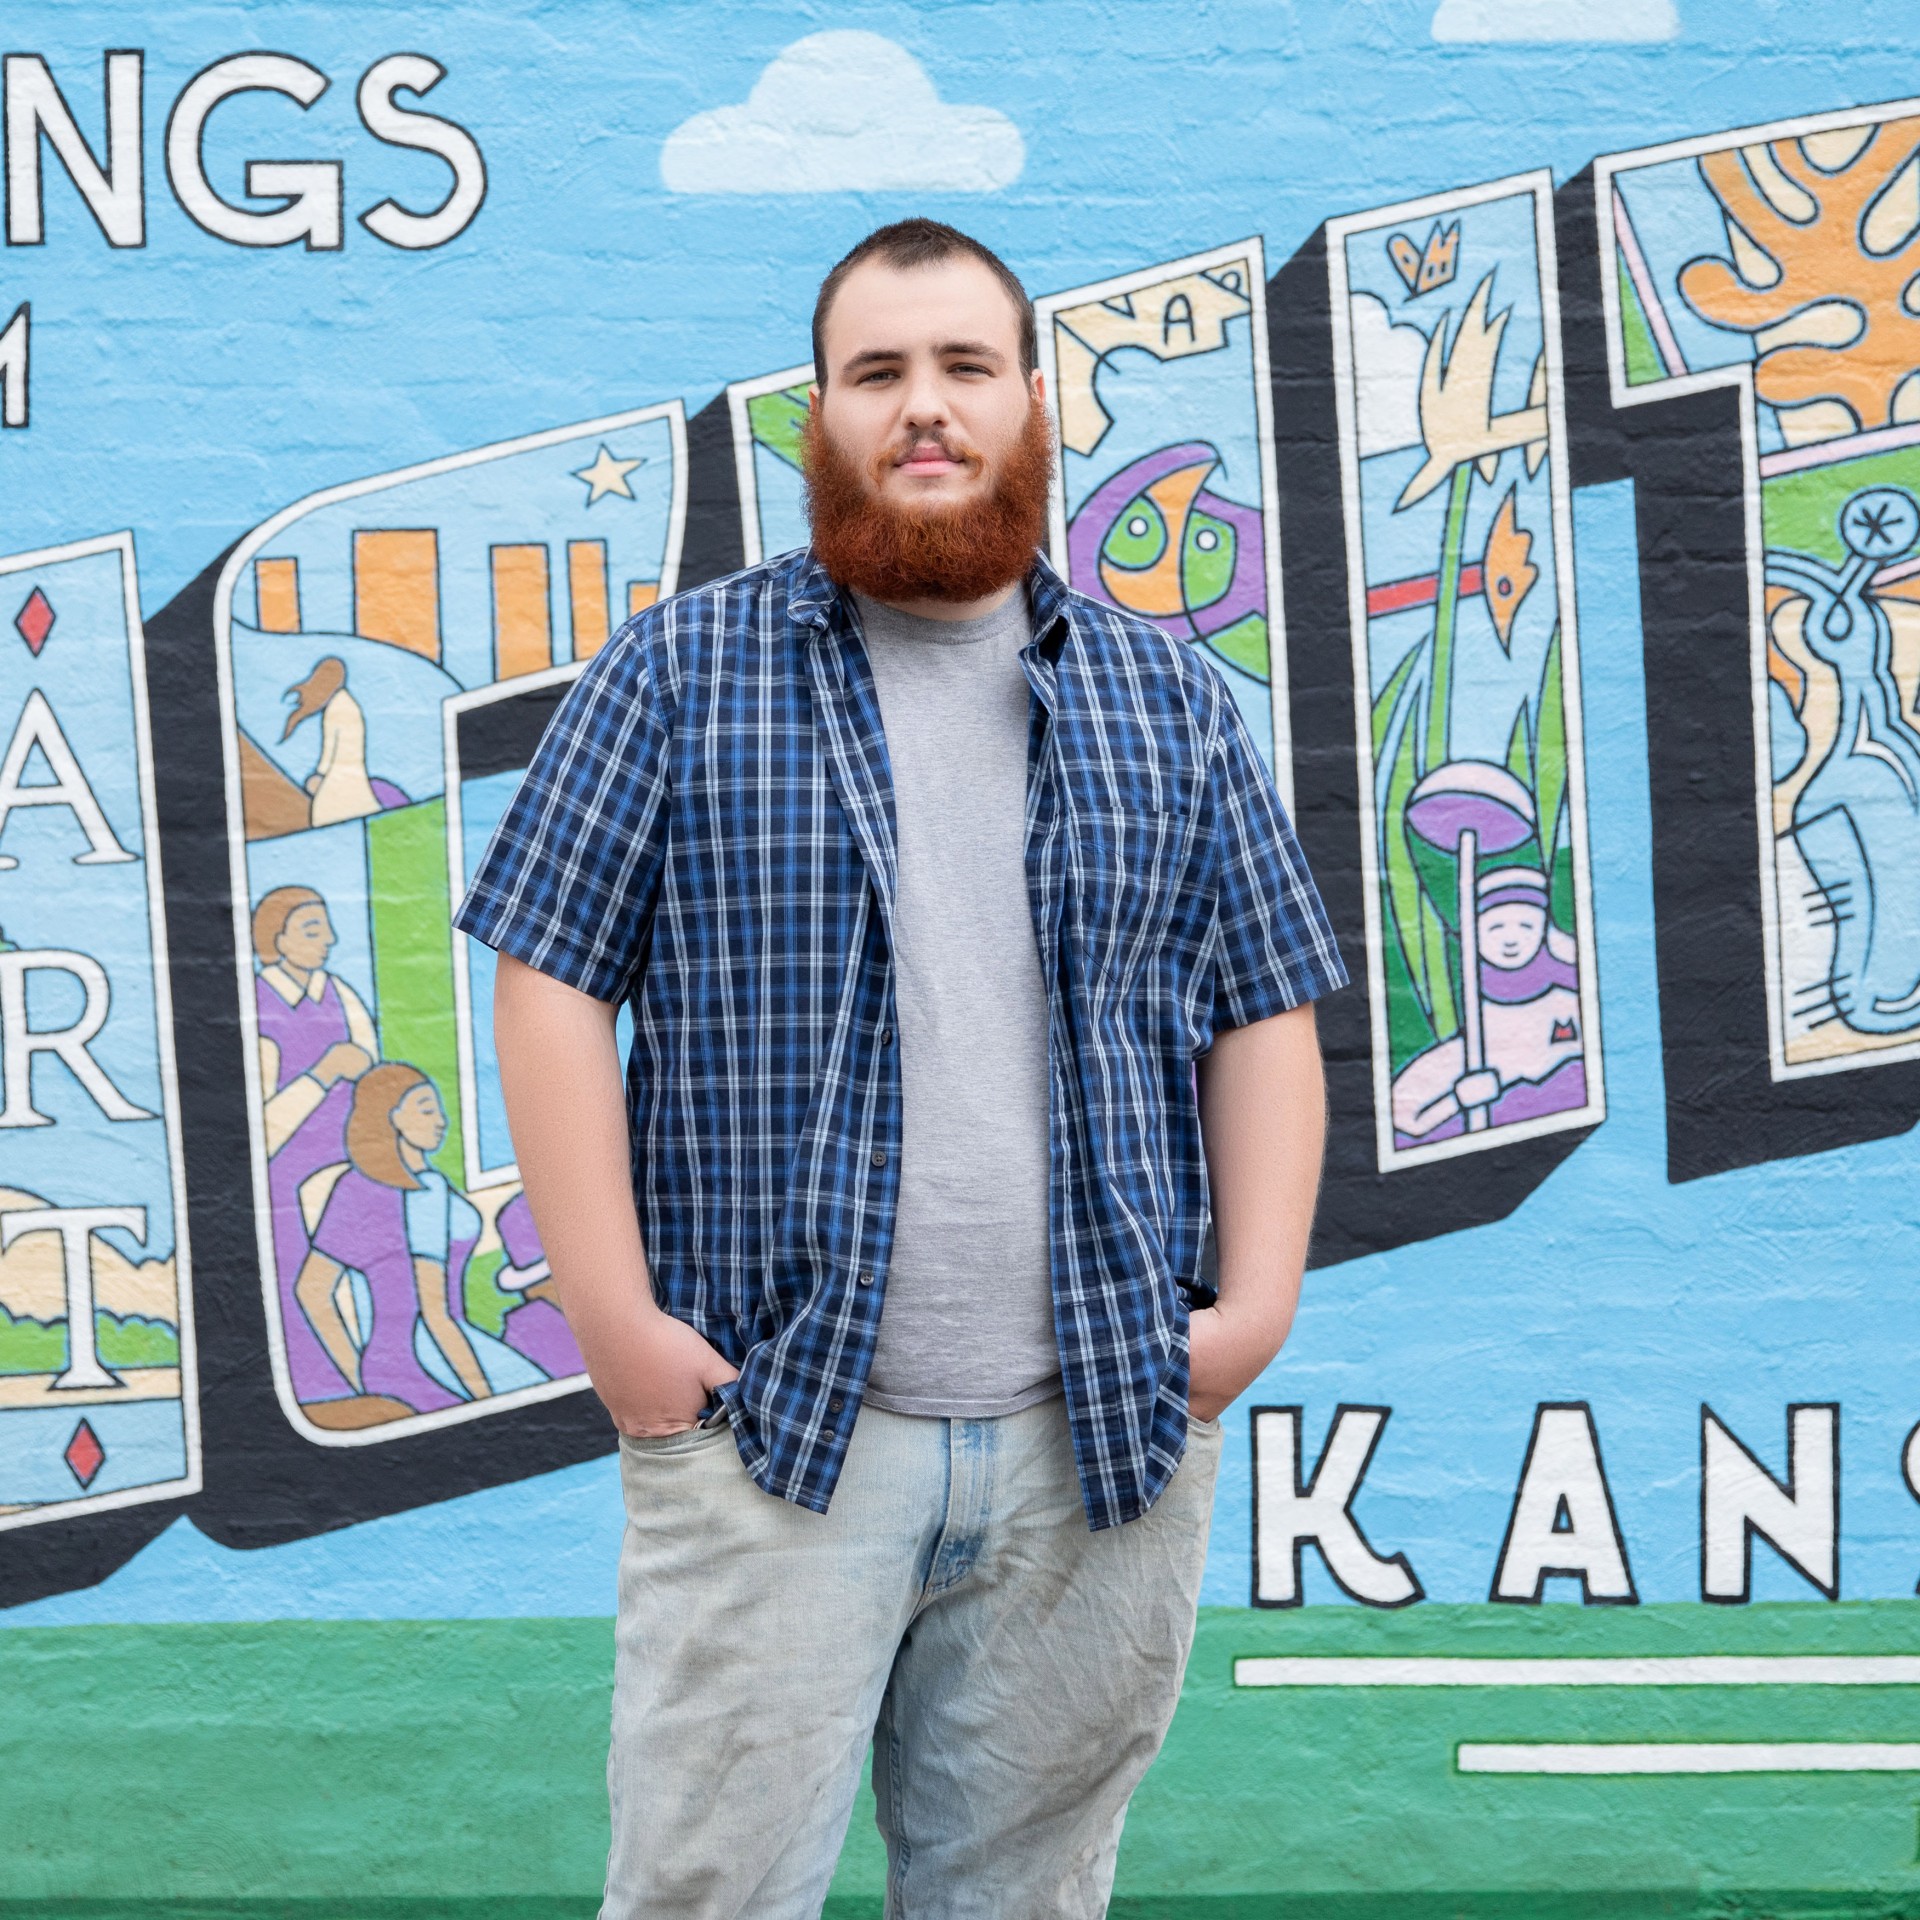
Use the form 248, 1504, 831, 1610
884, 1698, 911, 1918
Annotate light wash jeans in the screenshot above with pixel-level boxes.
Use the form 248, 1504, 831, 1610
601, 1393, 1221, 1919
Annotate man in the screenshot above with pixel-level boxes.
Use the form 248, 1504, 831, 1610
458, 219, 1343, 1919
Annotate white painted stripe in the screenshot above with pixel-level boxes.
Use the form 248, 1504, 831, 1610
1611, 188, 1688, 378
1233, 1655, 1920, 1688
1459, 1742, 1920, 1775
1758, 417, 1920, 479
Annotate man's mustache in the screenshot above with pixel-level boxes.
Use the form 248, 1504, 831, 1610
882, 431, 981, 474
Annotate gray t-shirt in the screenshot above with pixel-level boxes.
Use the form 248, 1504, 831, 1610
853, 588, 1060, 1419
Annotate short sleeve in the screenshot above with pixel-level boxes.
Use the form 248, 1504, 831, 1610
1206, 690, 1347, 1033
453, 628, 671, 1003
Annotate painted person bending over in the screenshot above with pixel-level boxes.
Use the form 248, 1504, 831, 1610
458, 219, 1345, 1920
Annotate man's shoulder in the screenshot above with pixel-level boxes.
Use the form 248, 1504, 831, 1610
1053, 582, 1229, 727
587, 549, 822, 690
654, 547, 822, 631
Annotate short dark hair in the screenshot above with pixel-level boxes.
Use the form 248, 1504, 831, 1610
811, 219, 1036, 388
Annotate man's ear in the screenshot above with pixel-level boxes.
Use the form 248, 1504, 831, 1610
808, 384, 821, 413
1029, 369, 1047, 407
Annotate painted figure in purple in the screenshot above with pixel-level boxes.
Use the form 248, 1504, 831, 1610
295, 1065, 565, 1422
254, 885, 378, 1415
1390, 866, 1585, 1146
1065, 441, 1268, 671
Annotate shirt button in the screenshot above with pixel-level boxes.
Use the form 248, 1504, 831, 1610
880, 1027, 894, 1046
825, 1429, 837, 1442
871, 1148, 887, 1167
830, 1399, 844, 1413
858, 1272, 874, 1287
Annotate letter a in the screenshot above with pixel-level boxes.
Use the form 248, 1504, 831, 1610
1491, 1403, 1637, 1604
1702, 1404, 1839, 1601
1252, 1405, 1422, 1607
0, 689, 137, 867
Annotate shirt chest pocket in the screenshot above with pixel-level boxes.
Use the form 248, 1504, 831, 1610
1063, 783, 1205, 957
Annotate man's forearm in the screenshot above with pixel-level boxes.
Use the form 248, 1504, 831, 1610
1189, 1002, 1327, 1415
493, 953, 738, 1434
493, 952, 652, 1335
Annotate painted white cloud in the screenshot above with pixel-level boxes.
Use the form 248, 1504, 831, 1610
1351, 294, 1428, 458
1432, 0, 1678, 41
660, 31, 1024, 195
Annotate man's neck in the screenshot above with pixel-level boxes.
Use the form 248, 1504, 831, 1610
859, 579, 1022, 624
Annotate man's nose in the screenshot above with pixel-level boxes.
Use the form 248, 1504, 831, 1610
897, 361, 949, 432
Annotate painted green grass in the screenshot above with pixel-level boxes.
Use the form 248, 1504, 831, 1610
8, 1604, 1920, 1915
1617, 255, 1668, 388
0, 1307, 179, 1374
1765, 447, 1920, 569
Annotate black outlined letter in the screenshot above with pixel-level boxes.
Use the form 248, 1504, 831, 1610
1252, 1404, 1422, 1607
165, 54, 341, 251
4, 52, 144, 248
1701, 1403, 1839, 1601
357, 55, 485, 250
1491, 1402, 1637, 1604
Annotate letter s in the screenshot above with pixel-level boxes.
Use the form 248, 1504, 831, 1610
357, 55, 485, 250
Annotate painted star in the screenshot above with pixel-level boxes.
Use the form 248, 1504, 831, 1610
573, 444, 644, 504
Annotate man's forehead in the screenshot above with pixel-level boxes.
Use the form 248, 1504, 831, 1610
824, 255, 1021, 354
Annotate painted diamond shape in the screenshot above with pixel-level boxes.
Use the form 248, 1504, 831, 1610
15, 586, 53, 655
64, 1417, 105, 1489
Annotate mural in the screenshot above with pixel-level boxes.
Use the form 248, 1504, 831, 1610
1600, 105, 1920, 1083
1326, 175, 1604, 1168
727, 361, 815, 564
0, 533, 197, 1532
1035, 240, 1292, 799
212, 408, 685, 1442
7, 11, 1920, 1912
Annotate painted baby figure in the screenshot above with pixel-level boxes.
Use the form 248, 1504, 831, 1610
1392, 865, 1585, 1146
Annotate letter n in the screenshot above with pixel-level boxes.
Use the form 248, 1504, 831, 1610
1702, 1403, 1839, 1602
1252, 1404, 1422, 1607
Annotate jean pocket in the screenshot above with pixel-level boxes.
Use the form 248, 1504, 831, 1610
618, 1420, 734, 1458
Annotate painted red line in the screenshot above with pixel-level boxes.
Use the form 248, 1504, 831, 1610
1367, 563, 1484, 620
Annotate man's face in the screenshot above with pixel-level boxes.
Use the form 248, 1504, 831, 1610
813, 254, 1041, 510
1477, 903, 1547, 969
279, 904, 335, 972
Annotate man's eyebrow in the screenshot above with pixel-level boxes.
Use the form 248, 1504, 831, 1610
839, 340, 1008, 373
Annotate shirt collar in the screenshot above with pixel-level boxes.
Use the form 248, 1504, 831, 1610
789, 545, 1074, 660
260, 962, 328, 1006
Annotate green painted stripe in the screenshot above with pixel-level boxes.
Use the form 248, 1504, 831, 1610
365, 796, 465, 1183
1, 1894, 1914, 1920
9, 1608, 1920, 1907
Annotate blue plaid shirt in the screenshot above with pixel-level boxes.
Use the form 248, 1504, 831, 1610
456, 549, 1343, 1530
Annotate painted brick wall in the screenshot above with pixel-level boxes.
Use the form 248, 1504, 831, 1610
5, 4, 1920, 1910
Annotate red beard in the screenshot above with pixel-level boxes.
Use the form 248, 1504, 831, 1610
802, 397, 1054, 604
